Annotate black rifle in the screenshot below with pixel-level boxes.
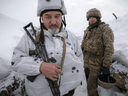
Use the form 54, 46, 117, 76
24, 22, 60, 96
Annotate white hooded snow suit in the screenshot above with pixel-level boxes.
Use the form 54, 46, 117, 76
12, 27, 85, 96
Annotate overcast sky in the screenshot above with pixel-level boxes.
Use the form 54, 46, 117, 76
0, 0, 128, 28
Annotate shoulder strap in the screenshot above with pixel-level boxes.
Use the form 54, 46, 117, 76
61, 37, 66, 71
59, 37, 66, 86
35, 32, 40, 42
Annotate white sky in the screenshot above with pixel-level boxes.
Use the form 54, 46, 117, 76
0, 0, 128, 28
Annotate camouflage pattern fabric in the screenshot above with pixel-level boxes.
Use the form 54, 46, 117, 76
86, 8, 102, 20
81, 22, 114, 69
81, 21, 114, 96
85, 67, 100, 96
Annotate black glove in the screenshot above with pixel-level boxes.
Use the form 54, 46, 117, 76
101, 66, 110, 75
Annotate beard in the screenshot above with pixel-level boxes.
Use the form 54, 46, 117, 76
48, 28, 59, 35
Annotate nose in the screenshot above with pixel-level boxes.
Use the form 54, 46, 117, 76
51, 18, 56, 25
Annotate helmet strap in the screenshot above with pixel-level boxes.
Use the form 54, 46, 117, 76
39, 16, 45, 44
62, 15, 67, 29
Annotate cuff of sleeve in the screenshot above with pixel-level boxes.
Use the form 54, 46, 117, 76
34, 60, 43, 74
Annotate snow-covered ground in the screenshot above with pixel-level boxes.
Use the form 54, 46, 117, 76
0, 8, 128, 96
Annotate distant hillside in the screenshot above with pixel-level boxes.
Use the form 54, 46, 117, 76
0, 13, 24, 61
107, 13, 128, 51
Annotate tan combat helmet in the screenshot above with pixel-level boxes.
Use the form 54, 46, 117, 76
86, 8, 102, 20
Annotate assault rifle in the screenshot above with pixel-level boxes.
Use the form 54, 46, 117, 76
24, 22, 60, 96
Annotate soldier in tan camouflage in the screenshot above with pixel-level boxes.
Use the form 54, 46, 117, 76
81, 8, 114, 96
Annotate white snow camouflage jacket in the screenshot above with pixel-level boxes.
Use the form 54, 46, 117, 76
12, 27, 85, 96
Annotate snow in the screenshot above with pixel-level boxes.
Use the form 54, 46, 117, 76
0, 13, 24, 61
0, 3, 128, 96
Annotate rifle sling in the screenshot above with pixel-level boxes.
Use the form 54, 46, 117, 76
61, 37, 66, 71
59, 37, 66, 86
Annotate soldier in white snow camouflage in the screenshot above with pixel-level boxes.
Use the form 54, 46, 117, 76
11, 0, 85, 96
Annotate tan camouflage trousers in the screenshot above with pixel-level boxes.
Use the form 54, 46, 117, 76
85, 67, 100, 96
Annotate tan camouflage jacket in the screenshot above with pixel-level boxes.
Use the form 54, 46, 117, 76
81, 22, 114, 68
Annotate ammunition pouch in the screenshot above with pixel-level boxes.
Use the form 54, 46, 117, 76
27, 74, 39, 82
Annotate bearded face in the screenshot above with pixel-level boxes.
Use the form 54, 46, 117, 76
42, 11, 62, 34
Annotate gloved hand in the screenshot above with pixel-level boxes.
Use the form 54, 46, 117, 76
101, 66, 110, 75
